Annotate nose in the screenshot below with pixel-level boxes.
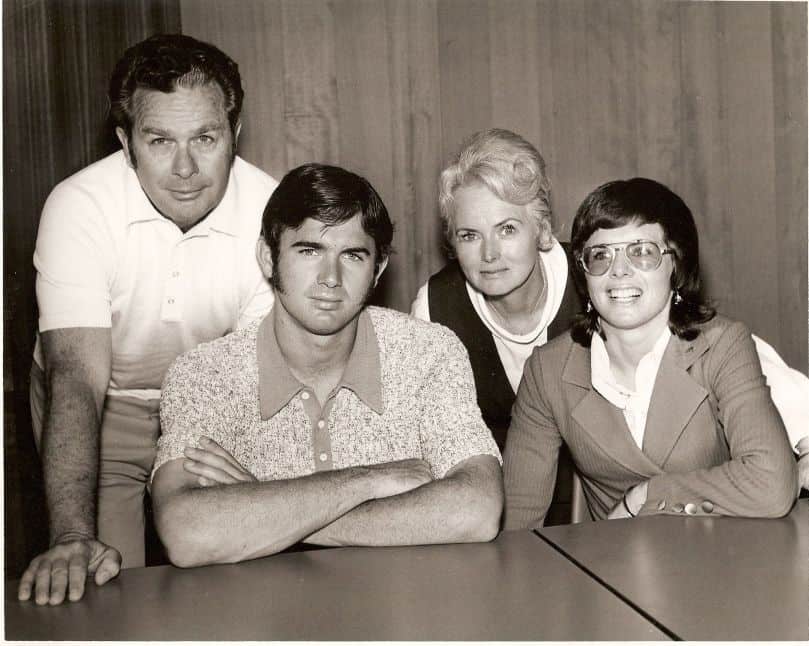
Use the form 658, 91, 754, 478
610, 247, 633, 277
172, 145, 199, 179
481, 235, 500, 263
317, 255, 341, 288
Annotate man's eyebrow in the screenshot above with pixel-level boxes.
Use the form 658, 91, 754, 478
140, 123, 224, 136
290, 240, 325, 249
341, 246, 371, 256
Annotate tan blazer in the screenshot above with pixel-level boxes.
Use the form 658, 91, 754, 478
503, 316, 798, 529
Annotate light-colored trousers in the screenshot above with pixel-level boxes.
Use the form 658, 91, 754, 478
30, 363, 160, 568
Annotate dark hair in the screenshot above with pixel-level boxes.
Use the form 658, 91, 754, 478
570, 177, 715, 344
262, 163, 393, 273
108, 34, 243, 138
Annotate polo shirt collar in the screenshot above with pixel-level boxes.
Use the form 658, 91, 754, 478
257, 309, 383, 420
124, 154, 237, 237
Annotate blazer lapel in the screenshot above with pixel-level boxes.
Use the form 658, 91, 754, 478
564, 342, 662, 477
641, 334, 710, 467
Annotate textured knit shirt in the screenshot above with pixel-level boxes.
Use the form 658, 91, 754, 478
154, 306, 501, 481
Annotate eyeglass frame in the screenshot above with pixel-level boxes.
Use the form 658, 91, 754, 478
578, 239, 676, 276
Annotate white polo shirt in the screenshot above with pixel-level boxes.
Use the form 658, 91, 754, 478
33, 150, 278, 400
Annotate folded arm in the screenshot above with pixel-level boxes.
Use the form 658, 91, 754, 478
641, 323, 799, 518
151, 456, 432, 567
304, 454, 502, 546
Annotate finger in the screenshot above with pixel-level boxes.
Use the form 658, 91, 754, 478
93, 551, 121, 586
33, 564, 53, 606
47, 559, 69, 606
183, 458, 238, 484
198, 475, 216, 487
17, 559, 40, 601
184, 450, 250, 482
67, 554, 89, 602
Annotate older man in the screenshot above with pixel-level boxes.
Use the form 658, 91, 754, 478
150, 163, 503, 567
19, 34, 278, 605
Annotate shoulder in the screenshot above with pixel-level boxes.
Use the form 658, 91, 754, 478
692, 315, 752, 354
43, 151, 128, 212
231, 156, 279, 196
368, 306, 468, 360
536, 329, 577, 363
163, 321, 260, 390
428, 260, 465, 290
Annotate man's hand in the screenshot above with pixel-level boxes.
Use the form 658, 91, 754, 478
365, 458, 433, 499
17, 536, 121, 606
183, 436, 258, 486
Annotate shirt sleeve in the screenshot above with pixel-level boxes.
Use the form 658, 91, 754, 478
752, 334, 809, 451
34, 182, 116, 331
643, 322, 799, 518
409, 281, 431, 321
502, 347, 563, 530
153, 350, 229, 479
417, 328, 501, 479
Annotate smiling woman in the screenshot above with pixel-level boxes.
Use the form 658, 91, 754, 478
503, 178, 799, 528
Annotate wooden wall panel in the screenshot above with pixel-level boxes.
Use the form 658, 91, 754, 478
177, 0, 805, 369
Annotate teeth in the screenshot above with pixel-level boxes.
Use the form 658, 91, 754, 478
609, 288, 641, 298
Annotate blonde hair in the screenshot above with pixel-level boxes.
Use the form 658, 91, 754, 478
439, 128, 553, 251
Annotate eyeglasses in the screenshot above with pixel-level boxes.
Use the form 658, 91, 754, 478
579, 240, 675, 276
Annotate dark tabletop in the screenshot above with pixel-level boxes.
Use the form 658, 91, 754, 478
537, 498, 809, 641
6, 530, 668, 641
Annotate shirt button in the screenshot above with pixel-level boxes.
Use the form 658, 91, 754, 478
167, 298, 175, 305
301, 392, 310, 400
672, 503, 685, 513
318, 452, 328, 462
317, 420, 325, 429
172, 271, 180, 278
701, 501, 714, 514
684, 503, 698, 515
657, 500, 666, 511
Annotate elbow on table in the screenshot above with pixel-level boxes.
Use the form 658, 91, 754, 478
745, 466, 799, 519
156, 498, 230, 568
458, 485, 503, 543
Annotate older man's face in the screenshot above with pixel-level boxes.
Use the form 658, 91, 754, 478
117, 83, 236, 232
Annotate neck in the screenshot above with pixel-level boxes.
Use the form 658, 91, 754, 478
600, 308, 670, 382
272, 306, 359, 398
485, 257, 547, 332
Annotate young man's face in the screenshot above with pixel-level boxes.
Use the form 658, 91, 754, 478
261, 215, 387, 337
117, 83, 237, 232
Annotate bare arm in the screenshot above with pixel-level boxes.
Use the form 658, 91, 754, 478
18, 328, 121, 605
304, 455, 503, 547
151, 456, 431, 567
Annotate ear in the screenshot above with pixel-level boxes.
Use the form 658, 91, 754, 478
116, 127, 135, 169
373, 255, 389, 287
256, 237, 273, 281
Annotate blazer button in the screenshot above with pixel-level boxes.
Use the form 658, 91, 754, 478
672, 503, 685, 513
701, 500, 714, 513
684, 503, 698, 515
657, 500, 666, 511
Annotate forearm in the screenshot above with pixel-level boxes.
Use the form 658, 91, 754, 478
306, 460, 503, 546
41, 378, 103, 543
155, 465, 378, 567
642, 452, 798, 518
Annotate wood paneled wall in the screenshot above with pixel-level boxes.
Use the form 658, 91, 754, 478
181, 0, 807, 371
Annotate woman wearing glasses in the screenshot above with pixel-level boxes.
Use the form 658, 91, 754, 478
503, 177, 799, 526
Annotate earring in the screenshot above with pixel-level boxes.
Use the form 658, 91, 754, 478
673, 291, 683, 305
586, 301, 593, 313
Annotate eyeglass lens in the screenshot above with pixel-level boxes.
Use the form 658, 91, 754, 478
583, 241, 663, 275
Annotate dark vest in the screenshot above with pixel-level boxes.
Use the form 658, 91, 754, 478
427, 245, 581, 451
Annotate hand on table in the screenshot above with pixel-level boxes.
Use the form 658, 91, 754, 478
17, 535, 121, 605
608, 481, 648, 519
183, 436, 257, 486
